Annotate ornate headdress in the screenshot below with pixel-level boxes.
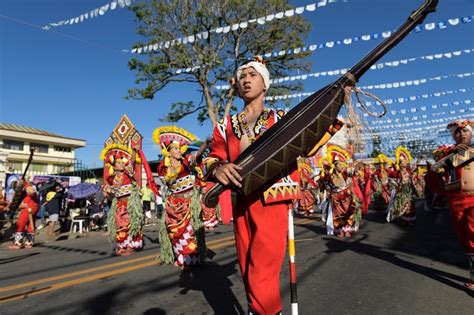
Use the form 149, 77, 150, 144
447, 119, 473, 136
395, 146, 412, 166
297, 157, 313, 177
152, 126, 197, 156
100, 144, 141, 179
376, 153, 392, 165
326, 144, 351, 168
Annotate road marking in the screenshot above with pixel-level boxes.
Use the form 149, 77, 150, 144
0, 239, 235, 303
0, 235, 236, 293
0, 217, 315, 302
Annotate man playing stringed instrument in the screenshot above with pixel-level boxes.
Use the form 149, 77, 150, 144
204, 57, 341, 314
432, 119, 474, 289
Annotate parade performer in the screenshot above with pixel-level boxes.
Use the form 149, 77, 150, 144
297, 157, 317, 215
101, 144, 144, 256
324, 145, 363, 237
387, 146, 416, 225
372, 153, 392, 212
7, 182, 39, 249
412, 163, 426, 198
432, 119, 474, 289
154, 126, 208, 268
204, 57, 341, 314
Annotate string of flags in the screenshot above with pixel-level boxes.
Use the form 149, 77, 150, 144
217, 48, 473, 90
179, 15, 473, 74
359, 71, 474, 90
42, 0, 134, 30
363, 122, 447, 138
264, 71, 473, 103
130, 0, 343, 54
360, 87, 473, 107
267, 86, 473, 106
362, 113, 474, 135
367, 100, 472, 122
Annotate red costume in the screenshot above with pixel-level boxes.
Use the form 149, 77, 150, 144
433, 119, 474, 288
102, 147, 144, 255
154, 126, 204, 267
10, 184, 39, 248
205, 108, 301, 314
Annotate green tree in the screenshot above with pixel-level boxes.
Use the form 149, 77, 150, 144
127, 0, 312, 126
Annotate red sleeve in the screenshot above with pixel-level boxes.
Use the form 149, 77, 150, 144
203, 118, 229, 177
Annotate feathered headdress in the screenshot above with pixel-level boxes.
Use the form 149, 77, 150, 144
152, 126, 197, 156
326, 144, 351, 168
100, 144, 141, 179
395, 146, 412, 166
376, 153, 392, 165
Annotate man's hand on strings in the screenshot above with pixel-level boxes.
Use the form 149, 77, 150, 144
213, 163, 243, 188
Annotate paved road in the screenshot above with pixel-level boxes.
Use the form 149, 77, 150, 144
0, 200, 472, 314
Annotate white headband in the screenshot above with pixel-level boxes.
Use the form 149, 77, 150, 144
236, 61, 270, 91
449, 124, 472, 136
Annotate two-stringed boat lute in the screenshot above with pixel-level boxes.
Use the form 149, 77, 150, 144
204, 0, 439, 208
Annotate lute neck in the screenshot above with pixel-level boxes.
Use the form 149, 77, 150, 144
347, 0, 438, 82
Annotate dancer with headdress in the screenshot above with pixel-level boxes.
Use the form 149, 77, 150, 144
154, 126, 208, 268
432, 119, 474, 289
297, 157, 317, 215
101, 144, 144, 256
372, 153, 393, 212
386, 146, 416, 225
324, 145, 363, 237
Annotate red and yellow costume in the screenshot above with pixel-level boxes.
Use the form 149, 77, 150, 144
432, 119, 474, 287
101, 145, 144, 253
371, 154, 392, 211
9, 183, 39, 248
297, 157, 316, 214
205, 107, 302, 314
323, 145, 363, 236
154, 126, 204, 267
387, 146, 416, 224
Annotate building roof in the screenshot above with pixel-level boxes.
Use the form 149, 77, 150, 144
0, 123, 85, 142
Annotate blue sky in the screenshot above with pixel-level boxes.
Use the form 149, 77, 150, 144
1, 0, 473, 167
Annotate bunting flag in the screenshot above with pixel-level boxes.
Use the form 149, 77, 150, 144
362, 113, 474, 136
180, 15, 473, 74
359, 72, 474, 90
131, 0, 343, 54
42, 0, 134, 30
365, 99, 472, 119
359, 87, 473, 107
263, 70, 473, 103
217, 48, 474, 89
267, 86, 473, 104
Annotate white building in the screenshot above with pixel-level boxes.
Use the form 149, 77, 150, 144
0, 123, 86, 187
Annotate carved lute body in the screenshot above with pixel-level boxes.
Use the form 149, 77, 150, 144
204, 0, 439, 208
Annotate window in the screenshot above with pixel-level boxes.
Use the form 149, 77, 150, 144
3, 140, 24, 151
30, 142, 49, 153
54, 145, 71, 153
31, 163, 47, 173
6, 161, 23, 172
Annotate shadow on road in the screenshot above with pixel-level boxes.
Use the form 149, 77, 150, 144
323, 235, 474, 297
36, 243, 110, 256
0, 252, 40, 265
178, 260, 245, 314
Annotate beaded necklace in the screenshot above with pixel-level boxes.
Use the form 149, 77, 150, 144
238, 108, 269, 144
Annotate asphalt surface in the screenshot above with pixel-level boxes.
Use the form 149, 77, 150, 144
0, 199, 472, 314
